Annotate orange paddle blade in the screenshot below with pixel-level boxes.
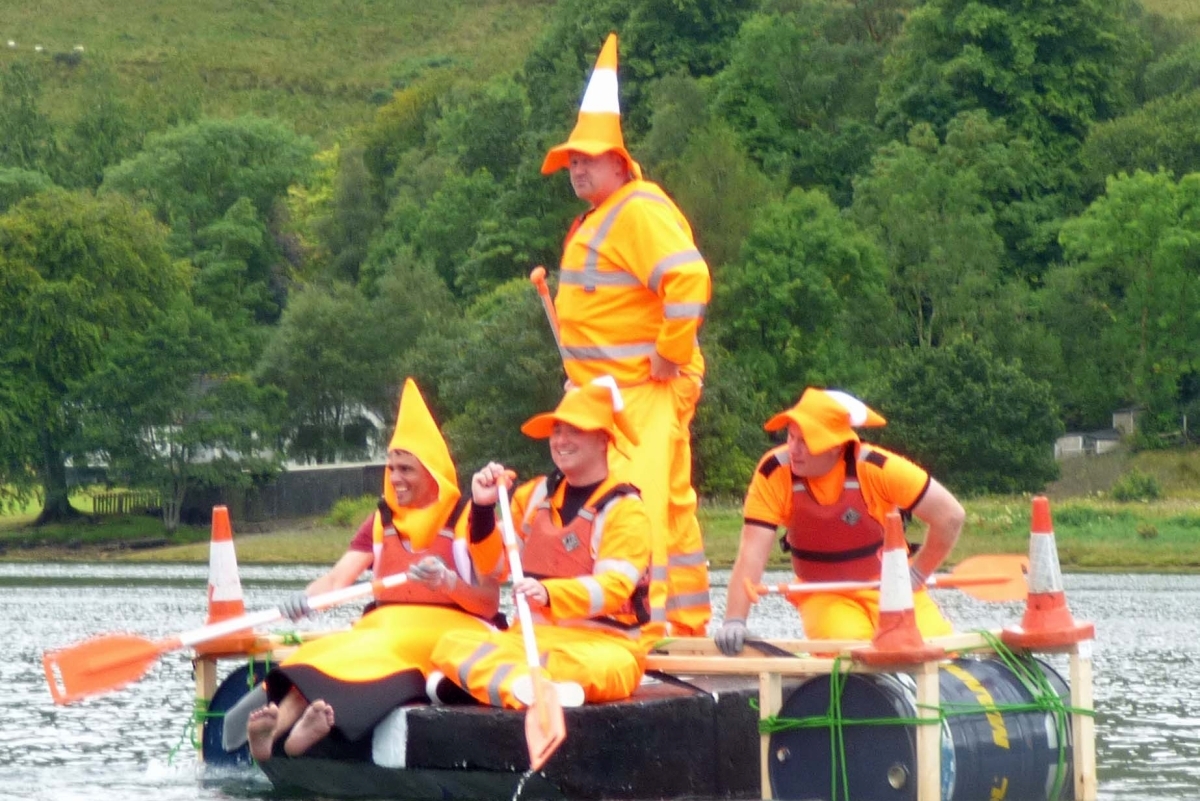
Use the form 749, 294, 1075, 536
43, 633, 180, 705
946, 554, 1029, 602
524, 666, 565, 772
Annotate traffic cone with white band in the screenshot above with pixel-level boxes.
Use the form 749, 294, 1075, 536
196, 506, 255, 655
1002, 496, 1094, 649
854, 512, 944, 666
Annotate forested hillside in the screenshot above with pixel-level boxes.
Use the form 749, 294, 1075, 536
2, 0, 1199, 527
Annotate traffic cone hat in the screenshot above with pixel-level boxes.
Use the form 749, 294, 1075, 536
765, 388, 886, 455
197, 505, 256, 655
855, 512, 944, 666
382, 378, 460, 550
541, 32, 642, 179
521, 375, 639, 446
1002, 496, 1094, 648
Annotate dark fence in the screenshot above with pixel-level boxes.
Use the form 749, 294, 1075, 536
93, 490, 161, 516
182, 463, 387, 524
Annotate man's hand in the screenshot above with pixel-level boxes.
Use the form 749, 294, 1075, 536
408, 556, 457, 592
649, 351, 682, 381
280, 591, 311, 622
715, 618, 748, 656
513, 577, 549, 608
471, 461, 511, 506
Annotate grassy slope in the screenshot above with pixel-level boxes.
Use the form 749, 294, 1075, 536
0, 0, 554, 141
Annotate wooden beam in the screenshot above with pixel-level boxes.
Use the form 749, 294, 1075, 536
1070, 642, 1097, 801
759, 671, 782, 800
192, 655, 219, 762
913, 661, 940, 801
652, 632, 998, 660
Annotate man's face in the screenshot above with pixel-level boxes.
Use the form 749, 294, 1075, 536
568, 151, 629, 206
388, 449, 437, 508
786, 422, 843, 478
548, 421, 609, 478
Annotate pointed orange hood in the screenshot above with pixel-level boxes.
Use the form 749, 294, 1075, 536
383, 378, 460, 541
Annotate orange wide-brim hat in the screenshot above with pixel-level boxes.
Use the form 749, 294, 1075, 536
764, 388, 886, 455
541, 32, 641, 179
521, 376, 639, 446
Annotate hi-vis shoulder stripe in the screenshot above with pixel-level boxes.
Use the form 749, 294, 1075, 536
580, 68, 619, 114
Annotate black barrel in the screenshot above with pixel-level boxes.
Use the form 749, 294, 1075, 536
201, 660, 270, 766
768, 655, 1074, 801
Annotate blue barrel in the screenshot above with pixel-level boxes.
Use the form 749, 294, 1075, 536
768, 655, 1074, 800
201, 661, 270, 766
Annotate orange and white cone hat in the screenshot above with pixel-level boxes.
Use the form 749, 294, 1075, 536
541, 32, 641, 179
855, 512, 944, 666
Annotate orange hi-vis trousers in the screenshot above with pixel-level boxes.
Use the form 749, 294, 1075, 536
609, 376, 711, 636
795, 588, 954, 640
430, 624, 645, 709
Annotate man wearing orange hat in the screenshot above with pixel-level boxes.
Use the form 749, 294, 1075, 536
541, 32, 712, 636
246, 378, 502, 761
715, 388, 965, 653
428, 377, 666, 707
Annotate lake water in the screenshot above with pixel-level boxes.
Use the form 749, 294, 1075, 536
4, 563, 1197, 800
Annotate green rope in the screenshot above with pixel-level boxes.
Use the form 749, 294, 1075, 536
753, 635, 1095, 801
167, 696, 221, 765
278, 631, 304, 647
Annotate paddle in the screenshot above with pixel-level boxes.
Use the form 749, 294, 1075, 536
746, 554, 1029, 604
497, 479, 566, 772
42, 573, 409, 705
530, 266, 562, 350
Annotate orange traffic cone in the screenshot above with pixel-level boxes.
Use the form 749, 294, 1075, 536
1002, 496, 1094, 649
195, 506, 255, 655
854, 512, 944, 666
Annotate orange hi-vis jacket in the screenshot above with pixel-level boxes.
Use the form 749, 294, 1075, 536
371, 499, 476, 606
513, 474, 656, 641
557, 179, 710, 386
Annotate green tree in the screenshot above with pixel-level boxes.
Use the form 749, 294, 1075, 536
0, 167, 53, 214
717, 187, 890, 410
877, 0, 1141, 150
79, 303, 286, 532
1050, 170, 1200, 430
0, 63, 57, 174
310, 145, 383, 285
0, 189, 186, 523
434, 77, 531, 182
257, 284, 393, 464
869, 338, 1062, 495
850, 124, 1013, 350
1080, 90, 1200, 191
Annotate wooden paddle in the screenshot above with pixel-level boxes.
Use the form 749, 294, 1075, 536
42, 573, 409, 705
530, 266, 562, 350
747, 553, 1029, 604
497, 480, 566, 772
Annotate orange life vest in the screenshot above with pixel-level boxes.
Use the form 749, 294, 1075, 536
784, 447, 889, 582
371, 498, 471, 605
521, 474, 651, 631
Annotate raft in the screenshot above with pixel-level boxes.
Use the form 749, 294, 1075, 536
197, 634, 1093, 801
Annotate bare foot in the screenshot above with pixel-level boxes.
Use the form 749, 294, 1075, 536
283, 699, 335, 757
247, 703, 279, 762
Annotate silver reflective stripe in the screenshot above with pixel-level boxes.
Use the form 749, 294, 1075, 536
560, 269, 641, 288
595, 558, 642, 584
648, 249, 703, 292
845, 480, 861, 489
651, 565, 669, 581
438, 527, 455, 539
650, 607, 667, 622
668, 550, 707, 568
577, 508, 596, 522
562, 342, 658, 362
521, 479, 549, 535
666, 590, 712, 611
580, 575, 606, 616
664, 302, 707, 320
581, 190, 672, 291
488, 661, 514, 707
793, 482, 806, 493
459, 641, 497, 703
775, 451, 789, 468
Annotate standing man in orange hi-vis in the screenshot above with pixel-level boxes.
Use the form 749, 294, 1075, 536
245, 378, 502, 762
715, 388, 964, 653
540, 32, 712, 636
428, 377, 666, 708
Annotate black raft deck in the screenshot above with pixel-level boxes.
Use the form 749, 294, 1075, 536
195, 632, 1097, 801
